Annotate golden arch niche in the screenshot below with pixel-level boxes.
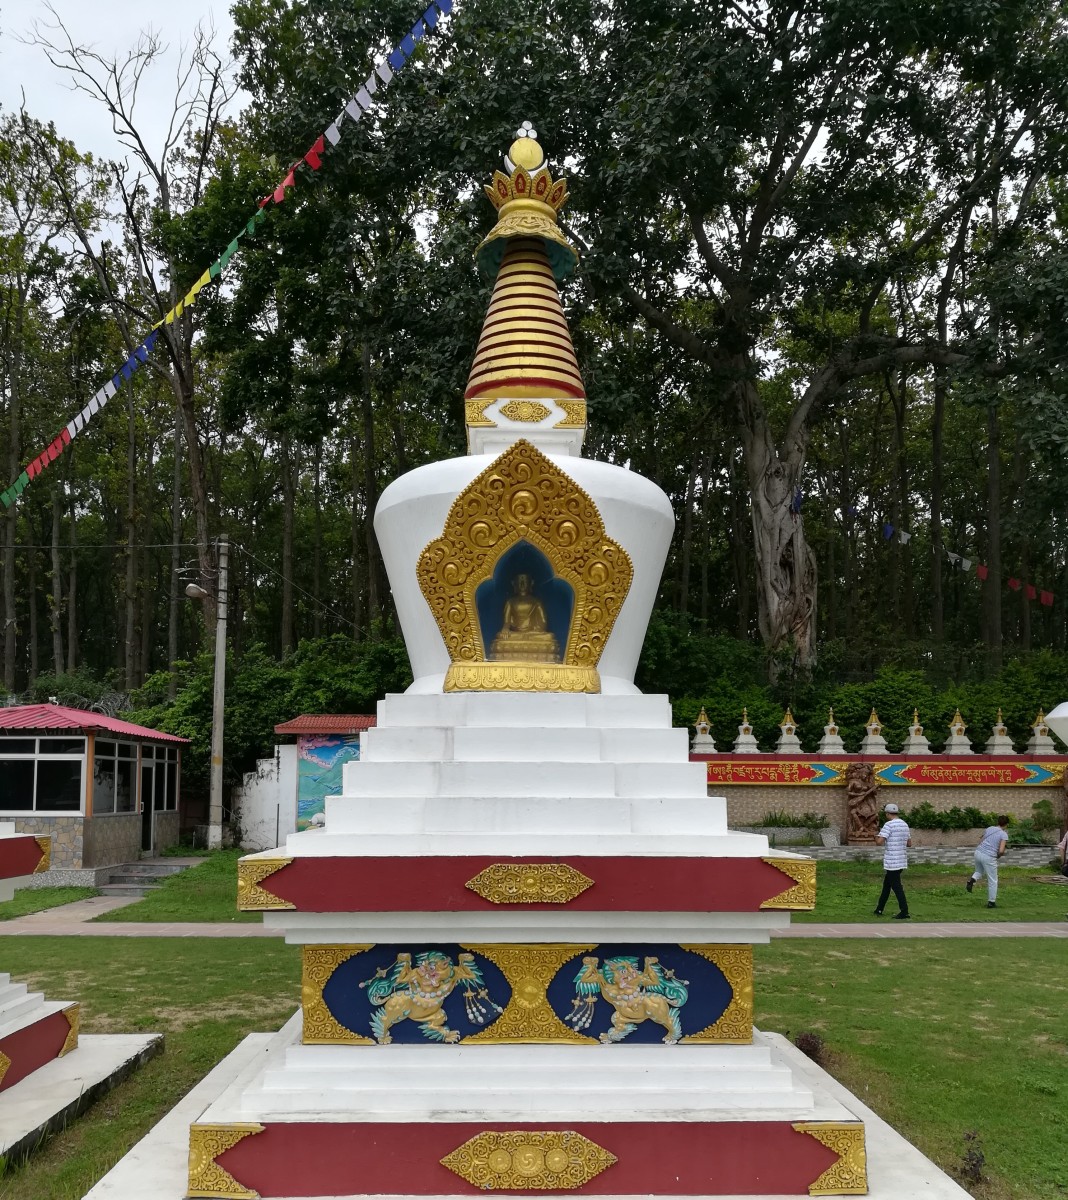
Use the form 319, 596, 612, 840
417, 440, 634, 693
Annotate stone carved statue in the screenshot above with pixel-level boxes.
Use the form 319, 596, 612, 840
845, 762, 880, 843
490, 573, 561, 663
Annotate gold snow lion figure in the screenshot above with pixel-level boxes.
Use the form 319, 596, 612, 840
361, 952, 503, 1044
565, 955, 689, 1044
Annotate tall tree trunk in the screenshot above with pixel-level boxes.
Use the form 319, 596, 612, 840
168, 418, 182, 697
124, 395, 138, 689
985, 402, 1003, 670
727, 450, 751, 639
350, 433, 364, 638
27, 543, 37, 687
313, 441, 322, 639
4, 381, 19, 693
66, 486, 77, 672
50, 489, 64, 674
361, 343, 380, 631
930, 375, 946, 642
698, 450, 712, 623
739, 382, 816, 671
280, 432, 296, 654
678, 453, 698, 615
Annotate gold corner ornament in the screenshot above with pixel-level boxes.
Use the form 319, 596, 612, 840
188, 1123, 264, 1199
60, 1004, 80, 1056
553, 400, 587, 428
466, 863, 594, 905
441, 1130, 617, 1190
465, 398, 495, 427
0, 1048, 11, 1088
794, 1122, 868, 1195
236, 857, 295, 910
301, 945, 374, 1044
679, 945, 753, 1043
33, 836, 51, 873
761, 857, 817, 910
418, 439, 633, 693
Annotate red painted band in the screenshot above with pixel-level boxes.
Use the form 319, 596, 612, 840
0, 1009, 71, 1091
218, 1119, 840, 1197
0, 835, 46, 881
254, 855, 799, 912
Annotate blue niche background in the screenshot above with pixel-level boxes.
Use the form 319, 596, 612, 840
546, 945, 735, 1044
476, 540, 573, 658
322, 945, 511, 1044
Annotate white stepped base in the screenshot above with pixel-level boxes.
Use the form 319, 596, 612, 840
80, 1027, 972, 1200
0, 974, 48, 1026
323, 795, 726, 837
265, 908, 786, 945
279, 828, 768, 859
377, 693, 673, 730
361, 726, 690, 764
239, 1028, 810, 1119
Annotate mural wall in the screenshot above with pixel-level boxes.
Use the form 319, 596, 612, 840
297, 735, 361, 831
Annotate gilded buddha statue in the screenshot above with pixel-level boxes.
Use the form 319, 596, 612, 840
489, 573, 561, 663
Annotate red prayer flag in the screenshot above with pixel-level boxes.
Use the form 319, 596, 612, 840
304, 135, 325, 170
45, 444, 57, 463
273, 183, 286, 203
282, 169, 296, 190
26, 460, 38, 480
1007, 577, 1021, 591
60, 428, 71, 446
258, 195, 271, 209
1040, 590, 1054, 607
975, 564, 989, 580
1027, 584, 1037, 600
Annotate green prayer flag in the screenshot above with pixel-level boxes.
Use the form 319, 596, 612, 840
0, 491, 11, 508
12, 477, 25, 496
19, 472, 30, 488
208, 259, 222, 279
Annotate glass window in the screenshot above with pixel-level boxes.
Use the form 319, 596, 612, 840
153, 762, 167, 810
117, 742, 136, 758
115, 759, 135, 813
0, 760, 34, 810
165, 761, 177, 810
0, 739, 34, 754
37, 737, 85, 755
92, 756, 117, 815
36, 759, 82, 812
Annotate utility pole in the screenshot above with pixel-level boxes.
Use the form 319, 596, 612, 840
207, 534, 228, 848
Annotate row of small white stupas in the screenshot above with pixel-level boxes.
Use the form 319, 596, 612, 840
690, 706, 1063, 755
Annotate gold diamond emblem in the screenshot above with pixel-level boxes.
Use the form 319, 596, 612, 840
466, 862, 594, 904
441, 1130, 617, 1190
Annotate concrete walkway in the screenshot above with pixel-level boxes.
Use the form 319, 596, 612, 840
0, 896, 1065, 937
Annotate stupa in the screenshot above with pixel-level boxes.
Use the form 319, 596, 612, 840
186, 129, 874, 1199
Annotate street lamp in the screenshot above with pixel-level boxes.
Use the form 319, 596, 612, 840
185, 536, 229, 849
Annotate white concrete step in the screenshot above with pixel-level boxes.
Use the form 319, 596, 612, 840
375, 692, 675, 730
322, 795, 728, 837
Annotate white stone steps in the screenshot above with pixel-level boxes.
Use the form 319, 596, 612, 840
322, 796, 726, 837
376, 692, 674, 730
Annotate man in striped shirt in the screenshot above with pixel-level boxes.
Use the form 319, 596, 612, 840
874, 803, 912, 920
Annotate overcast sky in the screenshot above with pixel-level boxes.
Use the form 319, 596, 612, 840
0, 0, 241, 165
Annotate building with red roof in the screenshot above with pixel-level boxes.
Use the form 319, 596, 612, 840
0, 704, 188, 875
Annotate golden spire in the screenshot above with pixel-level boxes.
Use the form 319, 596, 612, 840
465, 124, 586, 446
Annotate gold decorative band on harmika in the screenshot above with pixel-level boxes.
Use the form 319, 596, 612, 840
188, 1123, 264, 1199
441, 1130, 617, 1191
760, 856, 817, 910
793, 1122, 868, 1195
465, 862, 595, 904
444, 662, 600, 693
236, 857, 294, 910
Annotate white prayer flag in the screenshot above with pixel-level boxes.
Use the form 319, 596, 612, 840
324, 123, 341, 147
65, 421, 78, 441
88, 395, 103, 416
961, 558, 972, 572
947, 552, 960, 564
103, 380, 117, 399
364, 73, 378, 96
344, 99, 363, 123
376, 59, 393, 87
898, 530, 911, 544
355, 87, 373, 111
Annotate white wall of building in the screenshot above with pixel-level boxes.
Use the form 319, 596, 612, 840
234, 744, 298, 852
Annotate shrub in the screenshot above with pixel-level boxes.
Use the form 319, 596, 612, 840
759, 809, 797, 828
793, 1031, 826, 1065
1007, 819, 1052, 847
1030, 798, 1060, 831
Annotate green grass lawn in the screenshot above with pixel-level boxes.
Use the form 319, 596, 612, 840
0, 935, 1062, 1199
0, 887, 98, 920
794, 860, 1068, 922
91, 849, 261, 923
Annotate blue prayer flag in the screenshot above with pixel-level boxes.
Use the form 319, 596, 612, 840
882, 523, 894, 540
424, 6, 439, 28
389, 48, 406, 71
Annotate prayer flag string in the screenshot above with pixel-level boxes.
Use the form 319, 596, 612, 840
0, 0, 455, 511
